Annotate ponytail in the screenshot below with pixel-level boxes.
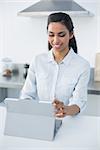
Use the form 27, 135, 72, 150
69, 35, 78, 54
48, 42, 52, 51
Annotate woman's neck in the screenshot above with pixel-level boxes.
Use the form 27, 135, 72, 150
53, 49, 69, 63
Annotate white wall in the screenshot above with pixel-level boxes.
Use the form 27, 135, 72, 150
0, 0, 99, 67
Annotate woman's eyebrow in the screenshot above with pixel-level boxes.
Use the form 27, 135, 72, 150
58, 31, 66, 34
48, 31, 54, 34
48, 31, 65, 34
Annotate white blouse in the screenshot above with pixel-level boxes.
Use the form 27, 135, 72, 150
20, 49, 90, 112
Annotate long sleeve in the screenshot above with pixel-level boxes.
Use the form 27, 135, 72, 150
68, 63, 90, 112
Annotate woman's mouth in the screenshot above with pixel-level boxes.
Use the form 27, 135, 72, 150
53, 44, 61, 49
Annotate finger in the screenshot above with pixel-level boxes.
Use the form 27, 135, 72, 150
52, 100, 59, 109
52, 100, 64, 109
52, 99, 59, 105
55, 112, 65, 118
55, 108, 66, 117
56, 104, 64, 110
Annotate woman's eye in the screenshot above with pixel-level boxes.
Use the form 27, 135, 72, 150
49, 34, 54, 37
59, 33, 66, 37
48, 32, 66, 37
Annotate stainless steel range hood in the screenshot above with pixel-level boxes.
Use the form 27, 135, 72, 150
18, 0, 93, 17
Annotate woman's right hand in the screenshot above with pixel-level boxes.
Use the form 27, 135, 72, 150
52, 99, 66, 118
52, 99, 64, 109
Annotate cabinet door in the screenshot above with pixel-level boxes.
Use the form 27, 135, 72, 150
81, 94, 100, 116
7, 88, 22, 98
0, 88, 7, 102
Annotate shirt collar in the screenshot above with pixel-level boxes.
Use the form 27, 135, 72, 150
47, 48, 76, 65
61, 49, 75, 66
47, 49, 55, 63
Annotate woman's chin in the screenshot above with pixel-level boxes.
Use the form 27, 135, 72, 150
53, 47, 61, 51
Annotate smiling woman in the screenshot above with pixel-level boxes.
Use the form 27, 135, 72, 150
20, 12, 90, 117
47, 12, 78, 54
47, 22, 74, 63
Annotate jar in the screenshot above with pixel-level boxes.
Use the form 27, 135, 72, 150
0, 58, 13, 76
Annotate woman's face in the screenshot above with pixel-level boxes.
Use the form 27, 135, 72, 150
48, 22, 73, 53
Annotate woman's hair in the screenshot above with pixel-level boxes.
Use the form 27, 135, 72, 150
47, 12, 78, 54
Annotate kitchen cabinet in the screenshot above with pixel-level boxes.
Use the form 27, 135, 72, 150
0, 88, 7, 102
85, 68, 100, 116
81, 94, 100, 116
0, 87, 22, 102
7, 88, 22, 98
88, 94, 100, 116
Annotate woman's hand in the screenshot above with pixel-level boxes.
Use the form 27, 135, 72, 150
52, 99, 80, 117
52, 99, 67, 118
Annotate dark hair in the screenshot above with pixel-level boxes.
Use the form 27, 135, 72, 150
47, 12, 78, 54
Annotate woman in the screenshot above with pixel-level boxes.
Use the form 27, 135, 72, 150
20, 12, 90, 117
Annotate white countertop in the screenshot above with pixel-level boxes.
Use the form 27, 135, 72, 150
0, 73, 24, 89
0, 106, 100, 150
0, 64, 25, 89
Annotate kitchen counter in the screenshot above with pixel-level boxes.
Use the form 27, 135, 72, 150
88, 68, 100, 95
88, 81, 100, 95
0, 64, 25, 89
0, 106, 99, 150
0, 64, 25, 102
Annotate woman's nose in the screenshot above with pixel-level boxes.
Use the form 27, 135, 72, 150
53, 36, 60, 43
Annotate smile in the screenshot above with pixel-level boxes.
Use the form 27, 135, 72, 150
53, 44, 61, 48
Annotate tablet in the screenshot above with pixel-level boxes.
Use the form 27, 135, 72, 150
4, 98, 62, 141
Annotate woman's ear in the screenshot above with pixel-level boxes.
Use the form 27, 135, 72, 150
69, 32, 74, 40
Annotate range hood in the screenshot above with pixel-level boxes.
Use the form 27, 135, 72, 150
18, 0, 93, 17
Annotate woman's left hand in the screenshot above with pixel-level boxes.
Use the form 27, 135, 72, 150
52, 99, 67, 118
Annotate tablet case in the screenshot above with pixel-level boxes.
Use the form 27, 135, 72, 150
4, 98, 62, 141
